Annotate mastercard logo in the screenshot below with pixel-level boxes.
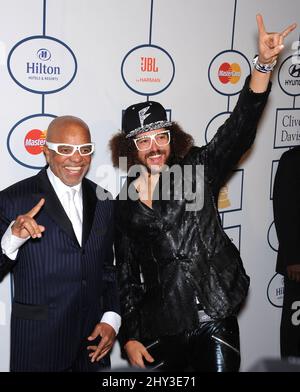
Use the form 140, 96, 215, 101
24, 129, 46, 155
218, 63, 241, 84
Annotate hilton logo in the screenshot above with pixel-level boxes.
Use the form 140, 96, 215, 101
37, 48, 51, 61
26, 63, 60, 75
267, 273, 284, 308
26, 48, 59, 76
8, 36, 77, 94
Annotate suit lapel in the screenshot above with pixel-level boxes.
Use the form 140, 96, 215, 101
35, 169, 78, 245
82, 178, 97, 246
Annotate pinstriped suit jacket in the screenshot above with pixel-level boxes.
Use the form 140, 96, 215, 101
0, 168, 120, 371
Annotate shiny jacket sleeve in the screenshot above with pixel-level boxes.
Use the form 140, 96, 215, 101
102, 201, 121, 315
115, 224, 143, 347
204, 75, 271, 195
115, 226, 144, 347
273, 149, 300, 269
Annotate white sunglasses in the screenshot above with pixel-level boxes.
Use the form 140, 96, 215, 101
46, 142, 95, 156
133, 130, 171, 151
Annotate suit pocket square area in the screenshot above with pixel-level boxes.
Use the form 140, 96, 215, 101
12, 301, 48, 321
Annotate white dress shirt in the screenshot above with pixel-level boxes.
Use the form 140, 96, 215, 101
1, 168, 121, 334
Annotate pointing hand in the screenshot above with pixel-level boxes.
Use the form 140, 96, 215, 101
11, 198, 46, 239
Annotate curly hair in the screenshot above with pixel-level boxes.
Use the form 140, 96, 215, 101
109, 123, 194, 170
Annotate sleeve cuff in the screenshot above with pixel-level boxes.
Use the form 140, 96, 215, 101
100, 311, 121, 335
245, 74, 272, 97
1, 221, 29, 260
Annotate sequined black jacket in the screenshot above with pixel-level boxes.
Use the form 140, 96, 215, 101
115, 76, 271, 344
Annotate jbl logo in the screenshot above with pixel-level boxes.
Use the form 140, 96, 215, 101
141, 57, 158, 72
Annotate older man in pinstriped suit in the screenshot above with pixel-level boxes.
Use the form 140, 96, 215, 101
0, 116, 120, 372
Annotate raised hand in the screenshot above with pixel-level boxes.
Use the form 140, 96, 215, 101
256, 14, 297, 64
11, 198, 45, 239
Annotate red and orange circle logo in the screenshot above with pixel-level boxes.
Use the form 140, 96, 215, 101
24, 129, 46, 155
218, 63, 241, 84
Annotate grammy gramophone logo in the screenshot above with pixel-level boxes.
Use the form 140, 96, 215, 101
218, 185, 231, 209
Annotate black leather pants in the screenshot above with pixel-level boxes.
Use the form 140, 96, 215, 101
146, 316, 240, 372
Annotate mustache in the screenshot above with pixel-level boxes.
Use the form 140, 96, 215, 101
145, 150, 165, 159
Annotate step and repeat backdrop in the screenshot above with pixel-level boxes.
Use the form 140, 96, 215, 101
0, 0, 299, 371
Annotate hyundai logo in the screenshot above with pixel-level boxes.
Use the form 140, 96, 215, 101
37, 48, 51, 61
289, 63, 300, 78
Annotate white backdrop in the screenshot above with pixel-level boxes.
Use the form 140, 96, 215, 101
0, 0, 299, 371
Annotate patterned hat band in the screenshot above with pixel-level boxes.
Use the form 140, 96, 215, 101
121, 101, 172, 138
125, 120, 173, 139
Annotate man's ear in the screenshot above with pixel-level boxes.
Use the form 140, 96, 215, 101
43, 145, 50, 164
